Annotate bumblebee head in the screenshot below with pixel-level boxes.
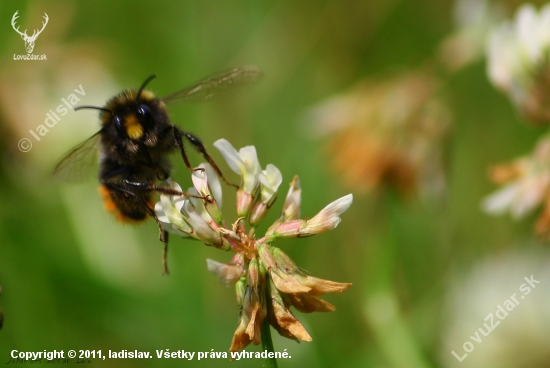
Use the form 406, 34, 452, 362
101, 88, 160, 141
75, 75, 169, 144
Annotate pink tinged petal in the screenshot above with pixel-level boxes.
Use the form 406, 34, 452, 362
264, 219, 303, 239
303, 194, 353, 234
206, 259, 242, 287
268, 194, 353, 239
249, 164, 283, 225
236, 189, 256, 218
265, 177, 302, 236
249, 202, 270, 226
282, 175, 302, 222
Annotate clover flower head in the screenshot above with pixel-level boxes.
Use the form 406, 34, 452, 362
482, 135, 550, 237
307, 71, 451, 198
155, 139, 353, 352
438, 0, 503, 72
487, 3, 550, 124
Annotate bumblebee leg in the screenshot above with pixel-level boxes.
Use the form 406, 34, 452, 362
173, 127, 238, 188
139, 145, 169, 181
172, 127, 194, 172
103, 183, 171, 274
123, 180, 204, 199
162, 231, 169, 276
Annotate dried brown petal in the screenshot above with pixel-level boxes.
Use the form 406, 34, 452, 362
230, 314, 252, 352
298, 275, 352, 296
270, 299, 312, 342
286, 293, 336, 313
269, 279, 312, 342
270, 270, 312, 294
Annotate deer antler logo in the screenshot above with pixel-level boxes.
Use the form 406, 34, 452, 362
11, 11, 49, 54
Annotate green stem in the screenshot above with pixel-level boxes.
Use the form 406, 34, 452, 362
260, 263, 277, 368
260, 317, 278, 368
364, 189, 431, 368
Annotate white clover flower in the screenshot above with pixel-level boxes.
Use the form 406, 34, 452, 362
482, 176, 550, 218
191, 163, 222, 208
281, 175, 301, 222
265, 193, 353, 240
154, 139, 353, 352
258, 164, 283, 204
487, 4, 550, 123
154, 179, 192, 237
214, 138, 261, 194
482, 136, 550, 236
303, 193, 354, 233
439, 0, 503, 72
155, 170, 225, 247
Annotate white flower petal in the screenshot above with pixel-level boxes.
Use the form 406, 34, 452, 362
204, 163, 222, 208
304, 194, 353, 233
214, 139, 244, 174
482, 182, 521, 216
258, 164, 283, 202
214, 139, 261, 194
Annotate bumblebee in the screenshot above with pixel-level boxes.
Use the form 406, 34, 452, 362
55, 67, 261, 274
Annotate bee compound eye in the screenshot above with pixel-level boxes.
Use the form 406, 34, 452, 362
114, 115, 124, 134
137, 104, 154, 128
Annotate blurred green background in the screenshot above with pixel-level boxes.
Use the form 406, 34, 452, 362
1, 0, 550, 367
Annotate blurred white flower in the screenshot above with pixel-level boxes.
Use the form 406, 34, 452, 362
440, 250, 550, 368
487, 3, 550, 123
439, 0, 503, 72
306, 72, 451, 198
482, 136, 550, 237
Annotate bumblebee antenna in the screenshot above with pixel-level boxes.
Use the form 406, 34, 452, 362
74, 105, 112, 113
137, 74, 156, 100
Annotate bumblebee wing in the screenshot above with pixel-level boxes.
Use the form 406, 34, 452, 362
160, 66, 262, 103
53, 131, 101, 183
